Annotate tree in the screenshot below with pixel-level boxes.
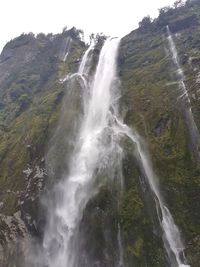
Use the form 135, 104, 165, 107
89, 33, 95, 44
158, 6, 172, 15
173, 0, 185, 8
139, 16, 152, 32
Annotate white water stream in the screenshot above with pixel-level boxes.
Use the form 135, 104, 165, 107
167, 26, 200, 160
41, 35, 190, 267
113, 117, 190, 267
63, 37, 72, 62
43, 38, 122, 267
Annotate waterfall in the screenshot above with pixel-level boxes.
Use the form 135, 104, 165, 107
112, 116, 190, 267
42, 38, 121, 267
63, 37, 72, 62
167, 26, 200, 160
117, 224, 124, 267
41, 33, 190, 267
78, 42, 94, 75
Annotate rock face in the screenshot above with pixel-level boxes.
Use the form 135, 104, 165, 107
0, 2, 200, 266
117, 2, 200, 265
0, 28, 86, 265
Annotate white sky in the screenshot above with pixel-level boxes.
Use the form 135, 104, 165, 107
0, 0, 176, 52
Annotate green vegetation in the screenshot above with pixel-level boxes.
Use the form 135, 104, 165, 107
0, 2, 200, 265
118, 1, 200, 265
0, 28, 86, 251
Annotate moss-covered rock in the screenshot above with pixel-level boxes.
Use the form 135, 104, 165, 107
0, 28, 86, 257
1, 2, 200, 266
118, 1, 200, 265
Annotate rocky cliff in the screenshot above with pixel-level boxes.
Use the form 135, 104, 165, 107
0, 28, 86, 261
0, 1, 200, 266
118, 2, 200, 265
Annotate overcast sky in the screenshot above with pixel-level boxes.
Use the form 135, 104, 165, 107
0, 0, 177, 51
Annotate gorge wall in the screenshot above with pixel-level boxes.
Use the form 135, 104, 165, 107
0, 1, 200, 266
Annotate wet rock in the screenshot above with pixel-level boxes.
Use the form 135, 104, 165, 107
22, 168, 33, 178
153, 117, 170, 137
169, 15, 198, 33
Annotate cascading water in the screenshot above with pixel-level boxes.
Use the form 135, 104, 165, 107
40, 33, 190, 267
113, 117, 190, 267
42, 38, 122, 267
117, 224, 124, 267
63, 37, 72, 62
167, 26, 200, 160
78, 42, 94, 75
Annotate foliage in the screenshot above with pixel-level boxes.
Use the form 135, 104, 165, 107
0, 1, 200, 265
118, 2, 200, 264
0, 29, 86, 252
5, 33, 35, 49
138, 16, 153, 33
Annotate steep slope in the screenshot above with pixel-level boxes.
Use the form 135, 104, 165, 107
0, 1, 200, 267
118, 1, 200, 265
0, 28, 86, 261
